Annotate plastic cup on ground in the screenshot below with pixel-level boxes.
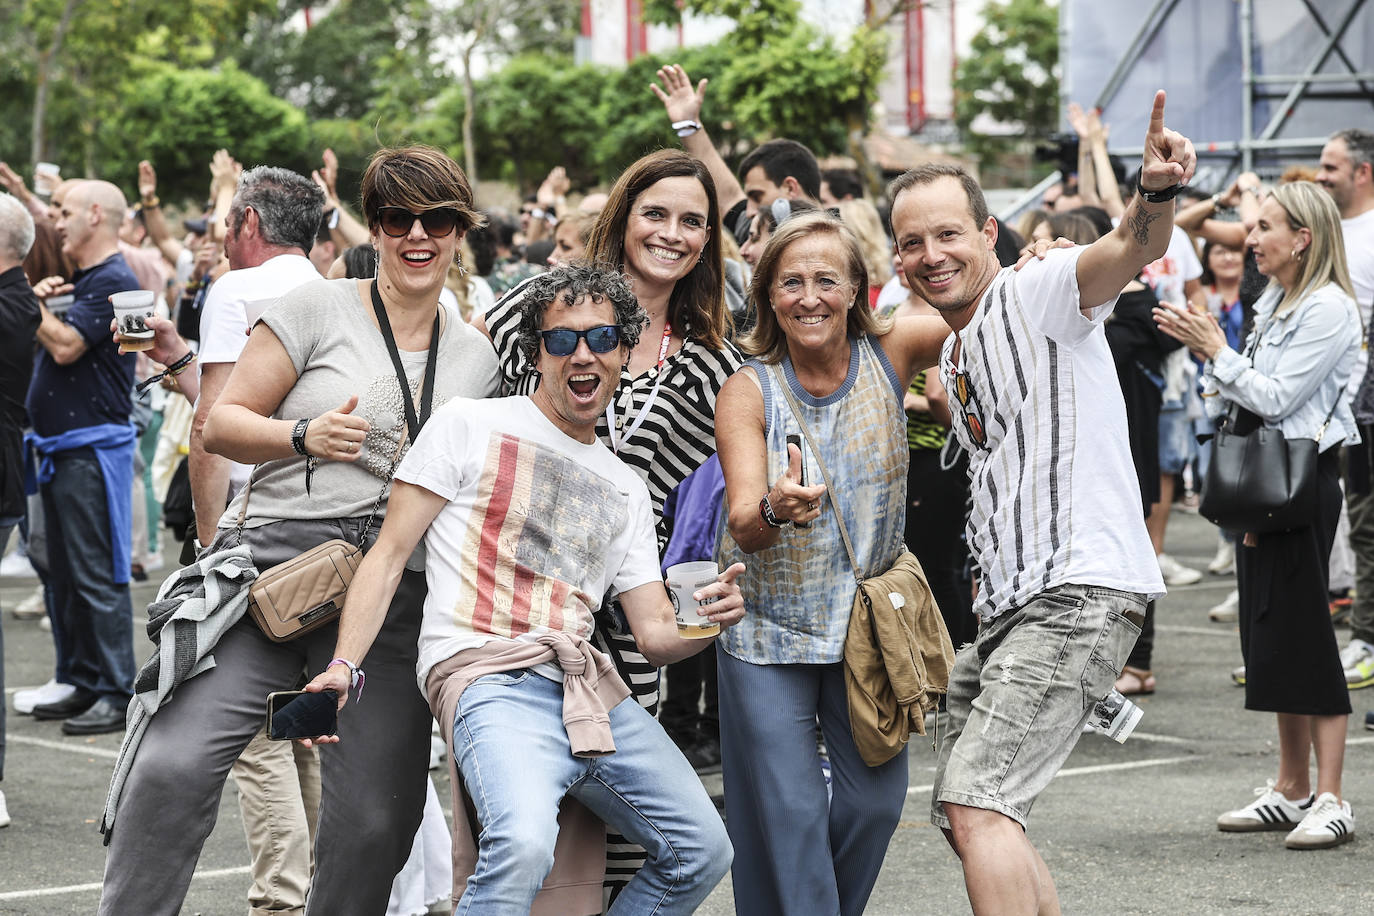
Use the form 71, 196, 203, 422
110, 290, 156, 353
665, 561, 722, 639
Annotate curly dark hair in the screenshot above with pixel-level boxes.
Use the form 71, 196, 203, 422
515, 263, 648, 368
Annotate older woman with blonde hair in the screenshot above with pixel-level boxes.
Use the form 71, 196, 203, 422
1157, 181, 1362, 850
714, 211, 948, 914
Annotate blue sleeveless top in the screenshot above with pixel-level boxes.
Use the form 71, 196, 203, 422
718, 335, 908, 664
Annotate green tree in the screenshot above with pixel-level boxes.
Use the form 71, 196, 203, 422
953, 0, 1059, 161
100, 63, 311, 202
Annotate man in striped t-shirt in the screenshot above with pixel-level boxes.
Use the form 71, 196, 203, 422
889, 92, 1191, 915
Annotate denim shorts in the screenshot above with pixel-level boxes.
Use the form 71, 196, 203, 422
1158, 405, 1195, 474
930, 583, 1145, 829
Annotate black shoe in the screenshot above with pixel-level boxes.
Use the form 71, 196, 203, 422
31, 690, 97, 721
684, 735, 722, 774
60, 699, 126, 735
1365, 711, 1374, 732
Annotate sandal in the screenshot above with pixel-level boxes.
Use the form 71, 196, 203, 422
1115, 666, 1156, 696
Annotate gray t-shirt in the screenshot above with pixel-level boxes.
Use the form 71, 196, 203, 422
221, 277, 499, 528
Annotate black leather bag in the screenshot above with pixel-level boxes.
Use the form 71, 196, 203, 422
1199, 418, 1320, 533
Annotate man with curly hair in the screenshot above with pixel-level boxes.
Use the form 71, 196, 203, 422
307, 263, 742, 913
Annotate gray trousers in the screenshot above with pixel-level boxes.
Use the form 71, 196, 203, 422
1348, 489, 1374, 645
99, 517, 432, 916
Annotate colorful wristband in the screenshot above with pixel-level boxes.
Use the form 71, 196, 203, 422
329, 657, 365, 702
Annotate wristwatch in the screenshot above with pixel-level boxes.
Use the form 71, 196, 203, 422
1139, 183, 1185, 203
672, 119, 702, 138
291, 419, 311, 457
759, 493, 786, 529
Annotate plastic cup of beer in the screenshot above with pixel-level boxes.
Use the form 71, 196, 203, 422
666, 561, 722, 639
34, 162, 60, 197
110, 290, 156, 353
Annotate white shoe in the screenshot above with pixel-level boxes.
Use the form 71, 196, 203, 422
1158, 553, 1203, 586
429, 735, 447, 770
1208, 589, 1240, 623
1340, 639, 1374, 688
0, 552, 35, 577
1217, 780, 1312, 832
0, 788, 9, 828
1285, 792, 1354, 849
14, 679, 76, 715
1207, 541, 1236, 575
11, 585, 45, 620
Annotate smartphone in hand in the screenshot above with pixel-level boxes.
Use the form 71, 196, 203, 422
267, 689, 338, 741
786, 433, 810, 528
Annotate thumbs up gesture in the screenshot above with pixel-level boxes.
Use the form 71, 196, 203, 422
768, 442, 828, 526
304, 394, 372, 462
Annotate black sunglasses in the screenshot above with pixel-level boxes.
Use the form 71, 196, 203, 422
540, 325, 622, 356
377, 207, 461, 238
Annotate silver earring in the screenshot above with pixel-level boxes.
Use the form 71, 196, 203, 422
454, 251, 467, 275
373, 250, 381, 277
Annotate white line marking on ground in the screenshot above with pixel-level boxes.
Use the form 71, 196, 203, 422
1156, 624, 1239, 637
907, 754, 1195, 796
0, 867, 249, 901
1119, 731, 1193, 745
8, 734, 119, 760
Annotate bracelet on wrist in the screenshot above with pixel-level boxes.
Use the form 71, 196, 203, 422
1139, 183, 1185, 204
291, 418, 311, 457
329, 657, 366, 702
672, 119, 702, 138
141, 195, 160, 209
167, 352, 196, 377
759, 492, 786, 529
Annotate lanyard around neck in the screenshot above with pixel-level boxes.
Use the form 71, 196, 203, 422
370, 279, 439, 444
606, 319, 672, 454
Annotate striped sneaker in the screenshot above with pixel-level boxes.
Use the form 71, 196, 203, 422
1285, 792, 1354, 849
1217, 782, 1313, 832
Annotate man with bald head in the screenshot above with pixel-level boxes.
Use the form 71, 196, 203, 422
25, 178, 140, 735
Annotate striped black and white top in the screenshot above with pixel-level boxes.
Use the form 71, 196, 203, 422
485, 276, 744, 552
939, 249, 1163, 622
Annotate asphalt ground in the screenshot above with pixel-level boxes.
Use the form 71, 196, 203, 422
2, 509, 1373, 915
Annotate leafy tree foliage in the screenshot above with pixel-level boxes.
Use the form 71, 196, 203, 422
953, 0, 1059, 159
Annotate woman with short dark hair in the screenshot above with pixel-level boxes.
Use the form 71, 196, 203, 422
99, 146, 499, 914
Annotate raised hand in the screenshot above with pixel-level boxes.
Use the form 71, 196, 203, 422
138, 161, 157, 201
1066, 102, 1091, 138
320, 148, 339, 201
650, 64, 708, 125
537, 166, 570, 207
209, 149, 241, 194
1140, 90, 1196, 192
0, 161, 26, 197
304, 395, 371, 462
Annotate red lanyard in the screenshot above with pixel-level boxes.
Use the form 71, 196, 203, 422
607, 319, 672, 453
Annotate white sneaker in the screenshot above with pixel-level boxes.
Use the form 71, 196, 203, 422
1340, 639, 1374, 689
0, 552, 34, 577
1158, 553, 1203, 586
13, 679, 76, 715
1207, 540, 1236, 575
0, 788, 9, 828
1285, 792, 1354, 849
1217, 781, 1312, 832
1208, 589, 1240, 623
10, 585, 44, 620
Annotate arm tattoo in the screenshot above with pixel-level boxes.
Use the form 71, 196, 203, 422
1127, 205, 1161, 247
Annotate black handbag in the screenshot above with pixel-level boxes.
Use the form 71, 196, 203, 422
1198, 407, 1327, 533
1198, 312, 1338, 533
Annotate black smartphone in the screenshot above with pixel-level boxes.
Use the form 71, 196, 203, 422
786, 434, 810, 528
267, 689, 338, 741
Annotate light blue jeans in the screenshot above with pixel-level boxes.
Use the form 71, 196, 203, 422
451, 669, 732, 915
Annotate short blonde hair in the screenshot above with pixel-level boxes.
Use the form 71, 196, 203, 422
740, 211, 892, 364
1266, 181, 1356, 314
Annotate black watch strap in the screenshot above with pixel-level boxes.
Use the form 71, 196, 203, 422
291, 418, 311, 456
1139, 183, 1185, 203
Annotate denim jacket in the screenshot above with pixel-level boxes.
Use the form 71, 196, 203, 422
1203, 282, 1362, 451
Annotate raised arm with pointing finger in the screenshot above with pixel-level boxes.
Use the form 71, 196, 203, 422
1075, 90, 1197, 309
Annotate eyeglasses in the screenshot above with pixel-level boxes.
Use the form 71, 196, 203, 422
539, 325, 622, 356
377, 207, 461, 238
950, 368, 989, 449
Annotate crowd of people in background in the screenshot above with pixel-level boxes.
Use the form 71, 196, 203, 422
0, 60, 1371, 915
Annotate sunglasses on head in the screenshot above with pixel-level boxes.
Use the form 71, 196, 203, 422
377, 207, 461, 238
539, 325, 622, 356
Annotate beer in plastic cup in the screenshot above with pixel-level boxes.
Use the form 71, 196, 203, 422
110, 290, 156, 352
665, 561, 722, 639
